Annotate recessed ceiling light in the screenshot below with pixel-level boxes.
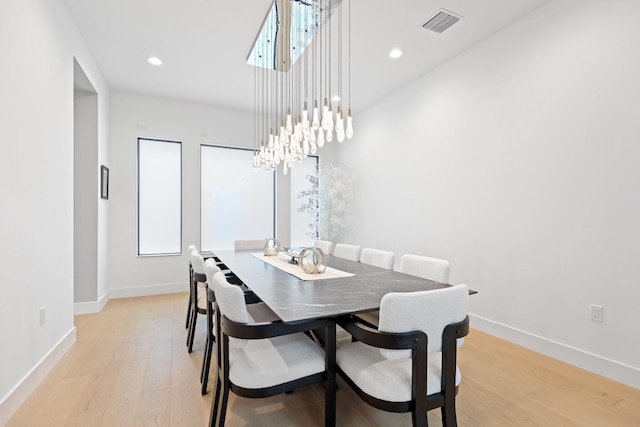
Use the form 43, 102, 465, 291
332, 95, 341, 102
147, 56, 163, 66
389, 48, 403, 59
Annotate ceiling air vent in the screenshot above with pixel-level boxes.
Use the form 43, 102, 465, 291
422, 10, 461, 33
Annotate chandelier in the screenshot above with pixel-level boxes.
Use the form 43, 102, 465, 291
249, 0, 353, 175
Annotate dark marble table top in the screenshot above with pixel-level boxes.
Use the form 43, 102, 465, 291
214, 249, 451, 323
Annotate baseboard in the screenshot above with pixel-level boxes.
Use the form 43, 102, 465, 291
470, 313, 640, 390
108, 282, 188, 299
0, 327, 76, 426
74, 282, 188, 315
74, 290, 110, 315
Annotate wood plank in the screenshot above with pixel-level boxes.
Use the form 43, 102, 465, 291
134, 388, 171, 427
99, 356, 148, 426
169, 343, 205, 427
65, 368, 121, 427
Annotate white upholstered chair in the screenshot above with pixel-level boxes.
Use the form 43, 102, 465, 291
360, 247, 395, 270
357, 253, 451, 328
234, 239, 265, 250
186, 244, 229, 329
398, 254, 450, 283
333, 243, 361, 261
336, 285, 469, 427
209, 271, 336, 427
185, 244, 201, 329
199, 260, 221, 394
186, 248, 209, 353
352, 248, 395, 326
200, 262, 279, 395
314, 239, 333, 255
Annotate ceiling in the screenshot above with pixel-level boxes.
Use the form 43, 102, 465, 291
63, 0, 550, 113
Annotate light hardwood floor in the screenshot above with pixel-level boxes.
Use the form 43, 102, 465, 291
6, 292, 640, 426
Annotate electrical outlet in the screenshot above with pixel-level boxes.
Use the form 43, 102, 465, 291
590, 305, 603, 322
39, 306, 46, 325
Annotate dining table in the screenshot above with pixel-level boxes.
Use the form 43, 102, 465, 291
212, 249, 454, 323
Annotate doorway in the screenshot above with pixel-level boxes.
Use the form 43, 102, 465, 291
73, 59, 98, 304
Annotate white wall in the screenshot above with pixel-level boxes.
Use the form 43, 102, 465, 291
338, 0, 640, 388
0, 0, 109, 421
108, 91, 337, 295
108, 92, 288, 293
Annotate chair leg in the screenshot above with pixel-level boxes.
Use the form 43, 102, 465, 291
201, 306, 215, 394
186, 308, 197, 353
185, 298, 192, 329
441, 402, 457, 427
201, 334, 214, 394
200, 333, 210, 383
201, 354, 211, 394
209, 374, 222, 427
186, 268, 194, 329
412, 392, 428, 427
411, 409, 428, 427
324, 325, 336, 427
218, 381, 230, 427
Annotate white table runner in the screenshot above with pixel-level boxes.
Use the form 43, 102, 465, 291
251, 252, 355, 281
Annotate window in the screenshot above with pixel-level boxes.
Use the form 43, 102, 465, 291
201, 145, 275, 251
137, 138, 182, 255
290, 155, 319, 247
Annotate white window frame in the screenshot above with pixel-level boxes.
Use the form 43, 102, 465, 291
200, 144, 276, 252
137, 137, 182, 256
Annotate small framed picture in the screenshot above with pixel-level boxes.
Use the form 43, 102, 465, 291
100, 165, 109, 200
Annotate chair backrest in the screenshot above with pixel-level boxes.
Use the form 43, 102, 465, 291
234, 239, 265, 250
378, 284, 468, 357
333, 243, 361, 261
190, 249, 207, 275
360, 248, 395, 270
314, 239, 333, 255
212, 271, 249, 323
204, 259, 221, 284
187, 244, 198, 254
397, 254, 450, 283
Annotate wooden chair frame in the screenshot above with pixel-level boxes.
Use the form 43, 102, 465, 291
186, 271, 207, 353
210, 303, 337, 427
185, 253, 229, 330
201, 288, 262, 395
200, 287, 216, 394
336, 315, 470, 427
185, 261, 194, 329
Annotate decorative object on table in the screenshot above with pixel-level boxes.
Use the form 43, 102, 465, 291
299, 247, 327, 275
282, 246, 304, 264
263, 238, 282, 256
100, 165, 109, 200
250, 250, 354, 281
298, 165, 353, 241
249, 0, 354, 175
